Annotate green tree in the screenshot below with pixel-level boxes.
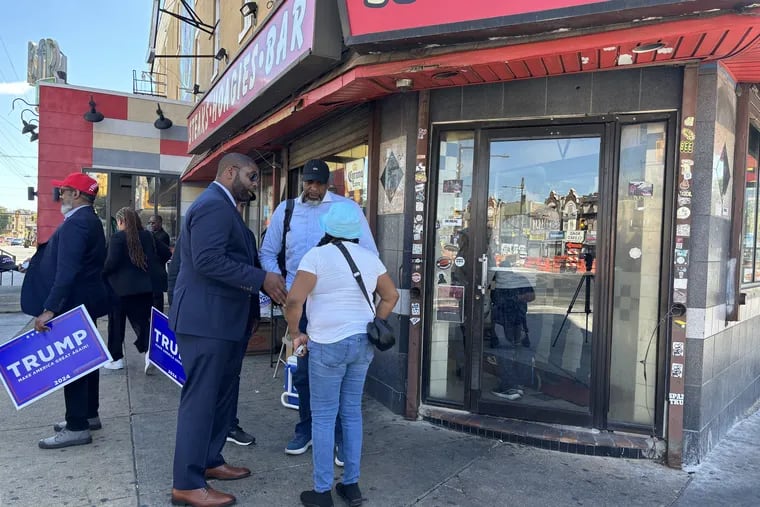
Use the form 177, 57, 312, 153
0, 207, 13, 233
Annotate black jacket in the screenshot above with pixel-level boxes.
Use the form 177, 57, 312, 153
153, 227, 171, 247
20, 205, 109, 318
103, 229, 163, 297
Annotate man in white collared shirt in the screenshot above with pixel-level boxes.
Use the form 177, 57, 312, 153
259, 159, 378, 460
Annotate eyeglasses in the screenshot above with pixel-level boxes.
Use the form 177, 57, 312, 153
231, 166, 259, 182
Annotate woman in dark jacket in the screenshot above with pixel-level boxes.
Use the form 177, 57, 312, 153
102, 207, 162, 373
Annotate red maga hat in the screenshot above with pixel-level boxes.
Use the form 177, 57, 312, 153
51, 173, 99, 196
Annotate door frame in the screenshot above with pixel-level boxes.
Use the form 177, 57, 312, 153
424, 113, 677, 434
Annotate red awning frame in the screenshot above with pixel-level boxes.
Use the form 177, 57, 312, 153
183, 10, 760, 182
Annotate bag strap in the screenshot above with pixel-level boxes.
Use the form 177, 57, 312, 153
277, 198, 295, 277
333, 241, 375, 316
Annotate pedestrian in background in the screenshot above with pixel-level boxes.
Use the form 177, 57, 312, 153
260, 159, 377, 463
102, 207, 165, 375
21, 172, 109, 449
168, 153, 286, 507
148, 214, 172, 313
286, 201, 398, 507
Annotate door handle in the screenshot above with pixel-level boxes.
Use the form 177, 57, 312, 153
477, 253, 488, 295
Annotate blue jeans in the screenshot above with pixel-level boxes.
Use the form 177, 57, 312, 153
293, 311, 343, 447
308, 334, 374, 492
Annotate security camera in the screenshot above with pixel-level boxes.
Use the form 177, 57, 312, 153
395, 78, 413, 92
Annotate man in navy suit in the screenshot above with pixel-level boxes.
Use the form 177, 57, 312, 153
21, 172, 109, 449
169, 153, 286, 507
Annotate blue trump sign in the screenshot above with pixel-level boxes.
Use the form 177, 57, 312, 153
0, 305, 110, 410
148, 308, 185, 387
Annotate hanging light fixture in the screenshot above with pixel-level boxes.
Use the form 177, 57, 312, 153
84, 95, 104, 123
154, 104, 173, 130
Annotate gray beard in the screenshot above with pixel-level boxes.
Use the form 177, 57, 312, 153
60, 203, 73, 215
303, 197, 321, 207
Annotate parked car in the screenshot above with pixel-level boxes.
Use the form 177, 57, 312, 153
10, 238, 23, 246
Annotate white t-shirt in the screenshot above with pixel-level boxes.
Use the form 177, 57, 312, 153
297, 241, 387, 344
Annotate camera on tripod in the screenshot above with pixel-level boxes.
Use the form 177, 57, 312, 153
582, 252, 594, 272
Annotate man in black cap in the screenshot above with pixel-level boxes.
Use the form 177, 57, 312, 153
260, 159, 378, 462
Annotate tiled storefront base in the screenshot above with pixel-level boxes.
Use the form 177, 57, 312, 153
420, 405, 659, 459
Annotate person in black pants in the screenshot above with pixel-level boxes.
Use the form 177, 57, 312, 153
21, 172, 110, 449
102, 207, 163, 374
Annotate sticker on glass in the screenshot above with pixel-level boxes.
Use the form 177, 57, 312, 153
411, 302, 421, 316
674, 278, 688, 289
676, 206, 691, 219
669, 392, 684, 405
629, 247, 642, 259
410, 317, 421, 326
671, 363, 684, 378
454, 257, 465, 267
436, 257, 452, 270
412, 244, 423, 255
676, 224, 690, 236
672, 342, 684, 356
411, 272, 422, 283
416, 202, 424, 211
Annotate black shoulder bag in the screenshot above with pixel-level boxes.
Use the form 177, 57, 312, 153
333, 242, 396, 352
277, 198, 295, 277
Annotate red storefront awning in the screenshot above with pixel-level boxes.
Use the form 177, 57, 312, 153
183, 11, 760, 182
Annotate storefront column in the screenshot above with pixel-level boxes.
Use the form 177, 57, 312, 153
667, 63, 699, 468
406, 90, 429, 419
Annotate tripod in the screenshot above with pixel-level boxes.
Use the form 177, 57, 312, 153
552, 269, 593, 347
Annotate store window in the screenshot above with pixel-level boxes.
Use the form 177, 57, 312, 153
741, 124, 760, 284
324, 144, 370, 211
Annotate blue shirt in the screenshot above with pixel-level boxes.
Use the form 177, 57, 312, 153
259, 191, 378, 289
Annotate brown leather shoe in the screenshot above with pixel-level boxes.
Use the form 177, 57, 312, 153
171, 487, 235, 507
204, 463, 252, 481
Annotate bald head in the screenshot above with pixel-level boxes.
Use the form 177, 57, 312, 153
215, 152, 260, 203
216, 153, 256, 179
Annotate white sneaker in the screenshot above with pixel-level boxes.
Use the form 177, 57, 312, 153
103, 359, 124, 370
144, 353, 155, 375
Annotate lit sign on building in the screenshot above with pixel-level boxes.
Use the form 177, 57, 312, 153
338, 0, 689, 46
187, 0, 341, 153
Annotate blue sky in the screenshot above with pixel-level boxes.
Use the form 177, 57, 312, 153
0, 0, 154, 211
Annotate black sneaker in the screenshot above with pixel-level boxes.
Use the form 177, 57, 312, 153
300, 489, 333, 507
336, 482, 363, 507
226, 425, 256, 446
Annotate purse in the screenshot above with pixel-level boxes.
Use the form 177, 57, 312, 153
334, 242, 396, 352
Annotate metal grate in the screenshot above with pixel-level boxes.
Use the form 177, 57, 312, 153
133, 70, 167, 97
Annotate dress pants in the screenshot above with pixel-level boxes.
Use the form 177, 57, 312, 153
229, 338, 249, 431
64, 369, 99, 431
107, 292, 153, 360
173, 333, 244, 490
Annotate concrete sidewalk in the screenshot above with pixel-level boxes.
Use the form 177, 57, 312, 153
0, 313, 756, 506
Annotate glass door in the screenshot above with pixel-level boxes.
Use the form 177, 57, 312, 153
475, 126, 604, 426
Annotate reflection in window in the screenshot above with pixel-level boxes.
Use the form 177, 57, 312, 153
609, 122, 667, 427
324, 144, 369, 211
157, 177, 179, 244
741, 125, 760, 284
85, 172, 109, 236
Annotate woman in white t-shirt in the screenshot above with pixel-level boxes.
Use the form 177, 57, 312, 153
285, 201, 399, 507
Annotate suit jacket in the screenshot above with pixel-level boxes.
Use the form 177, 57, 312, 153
103, 229, 163, 297
169, 183, 266, 341
21, 205, 109, 319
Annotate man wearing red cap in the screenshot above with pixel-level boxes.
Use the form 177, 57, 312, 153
21, 172, 110, 449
